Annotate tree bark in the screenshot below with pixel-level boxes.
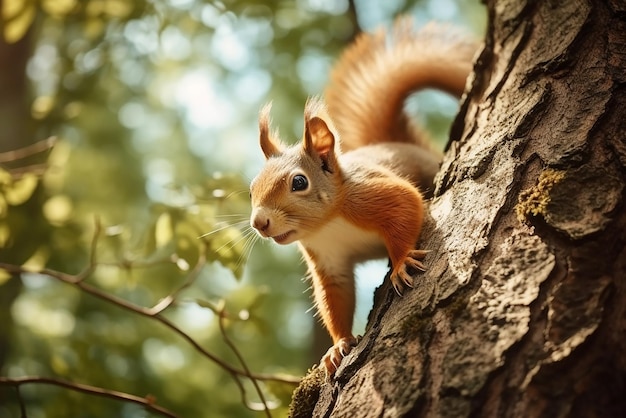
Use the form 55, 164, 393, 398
0, 11, 33, 389
290, 0, 626, 416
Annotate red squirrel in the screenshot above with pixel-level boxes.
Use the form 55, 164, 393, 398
249, 19, 477, 377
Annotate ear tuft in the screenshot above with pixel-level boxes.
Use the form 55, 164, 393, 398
303, 96, 328, 122
259, 102, 283, 159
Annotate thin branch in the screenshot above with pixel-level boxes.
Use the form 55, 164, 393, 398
0, 262, 301, 386
0, 217, 299, 416
147, 251, 207, 316
72, 215, 101, 284
89, 216, 101, 270
16, 386, 26, 418
4, 163, 49, 179
0, 137, 57, 163
87, 216, 202, 315
0, 376, 178, 418
218, 306, 272, 417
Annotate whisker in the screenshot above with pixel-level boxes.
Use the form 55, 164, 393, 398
214, 227, 254, 255
223, 232, 257, 270
213, 214, 249, 219
233, 229, 260, 271
284, 216, 319, 231
224, 189, 251, 200
195, 188, 249, 206
198, 220, 250, 239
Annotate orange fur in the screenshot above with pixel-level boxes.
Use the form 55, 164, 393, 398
249, 20, 478, 378
304, 248, 355, 343
326, 19, 477, 152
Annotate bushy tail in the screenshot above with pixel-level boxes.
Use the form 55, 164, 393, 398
325, 18, 479, 152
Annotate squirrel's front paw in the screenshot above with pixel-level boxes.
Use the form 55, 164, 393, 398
320, 336, 358, 379
390, 249, 429, 295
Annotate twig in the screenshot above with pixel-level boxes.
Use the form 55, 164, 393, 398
0, 376, 178, 418
0, 262, 301, 386
0, 137, 57, 163
0, 218, 300, 415
87, 216, 201, 316
147, 251, 207, 316
16, 386, 26, 418
3, 163, 49, 179
89, 216, 101, 270
218, 305, 272, 417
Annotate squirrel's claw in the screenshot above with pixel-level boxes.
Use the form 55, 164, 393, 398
407, 249, 429, 271
390, 249, 429, 296
406, 258, 426, 272
391, 267, 413, 296
392, 281, 404, 296
321, 336, 358, 380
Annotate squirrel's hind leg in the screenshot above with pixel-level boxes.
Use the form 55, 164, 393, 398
320, 336, 358, 379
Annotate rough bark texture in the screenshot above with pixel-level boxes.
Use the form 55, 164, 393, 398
290, 0, 626, 416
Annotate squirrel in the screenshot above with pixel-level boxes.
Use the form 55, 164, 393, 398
249, 18, 477, 377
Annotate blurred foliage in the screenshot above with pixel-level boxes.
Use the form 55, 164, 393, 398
0, 0, 485, 417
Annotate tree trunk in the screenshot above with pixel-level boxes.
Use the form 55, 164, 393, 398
290, 0, 626, 416
0, 14, 33, 397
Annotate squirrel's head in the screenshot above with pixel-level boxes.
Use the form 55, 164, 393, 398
250, 98, 343, 245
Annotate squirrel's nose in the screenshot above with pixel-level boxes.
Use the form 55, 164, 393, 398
252, 216, 270, 232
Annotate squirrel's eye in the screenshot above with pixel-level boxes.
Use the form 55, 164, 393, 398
291, 175, 309, 192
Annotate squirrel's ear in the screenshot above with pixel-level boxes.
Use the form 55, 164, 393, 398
304, 115, 338, 173
303, 97, 337, 159
304, 116, 335, 157
259, 102, 283, 159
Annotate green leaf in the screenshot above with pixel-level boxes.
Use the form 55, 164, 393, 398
0, 222, 10, 247
41, 0, 77, 18
0, 195, 6, 218
21, 247, 49, 272
2, 0, 36, 43
155, 212, 173, 248
5, 173, 38, 205
0, 168, 11, 185
42, 195, 73, 224
194, 297, 221, 314
0, 268, 12, 285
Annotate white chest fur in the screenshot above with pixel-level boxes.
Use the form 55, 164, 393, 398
299, 216, 387, 275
